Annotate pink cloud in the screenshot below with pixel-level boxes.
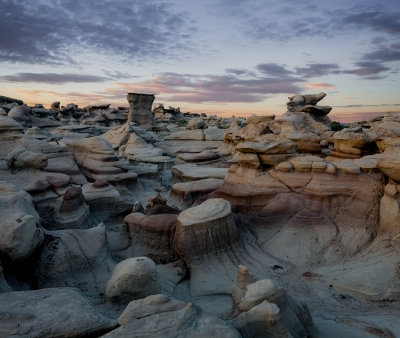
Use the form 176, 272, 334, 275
305, 82, 337, 90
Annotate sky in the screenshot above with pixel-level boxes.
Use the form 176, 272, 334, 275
0, 0, 399, 122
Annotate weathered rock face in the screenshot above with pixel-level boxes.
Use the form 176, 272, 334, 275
67, 136, 138, 186
104, 294, 240, 338
6, 145, 48, 170
230, 266, 315, 338
35, 224, 115, 294
236, 139, 297, 168
173, 198, 240, 262
328, 128, 376, 160
82, 180, 132, 222
101, 123, 174, 169
377, 145, 400, 182
127, 93, 155, 127
53, 187, 91, 229
0, 182, 43, 260
212, 159, 385, 266
0, 287, 117, 337
106, 257, 160, 303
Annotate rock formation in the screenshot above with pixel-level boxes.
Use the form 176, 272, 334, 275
106, 257, 161, 303
127, 93, 155, 127
0, 92, 399, 337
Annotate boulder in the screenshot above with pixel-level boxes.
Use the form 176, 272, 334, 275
231, 267, 315, 338
186, 117, 207, 130
106, 257, 160, 303
8, 105, 31, 123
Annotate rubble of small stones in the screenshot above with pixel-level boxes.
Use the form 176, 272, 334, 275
0, 92, 399, 337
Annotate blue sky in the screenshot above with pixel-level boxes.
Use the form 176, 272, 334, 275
0, 0, 399, 121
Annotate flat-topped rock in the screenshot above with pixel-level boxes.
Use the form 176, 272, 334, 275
298, 104, 332, 115
332, 159, 361, 174
127, 93, 155, 127
172, 163, 228, 181
246, 115, 275, 124
177, 198, 231, 226
124, 213, 177, 251
165, 129, 204, 141
173, 198, 240, 262
289, 155, 324, 171
177, 149, 218, 162
236, 139, 296, 154
169, 178, 224, 209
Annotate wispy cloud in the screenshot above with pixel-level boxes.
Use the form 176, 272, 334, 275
1, 73, 109, 84
342, 61, 391, 77
105, 71, 303, 104
295, 63, 341, 78
335, 103, 400, 108
341, 9, 400, 35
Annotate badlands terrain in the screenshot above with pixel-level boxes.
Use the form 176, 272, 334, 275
0, 92, 400, 337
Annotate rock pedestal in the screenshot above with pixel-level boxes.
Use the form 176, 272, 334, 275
127, 93, 155, 127
173, 198, 240, 262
